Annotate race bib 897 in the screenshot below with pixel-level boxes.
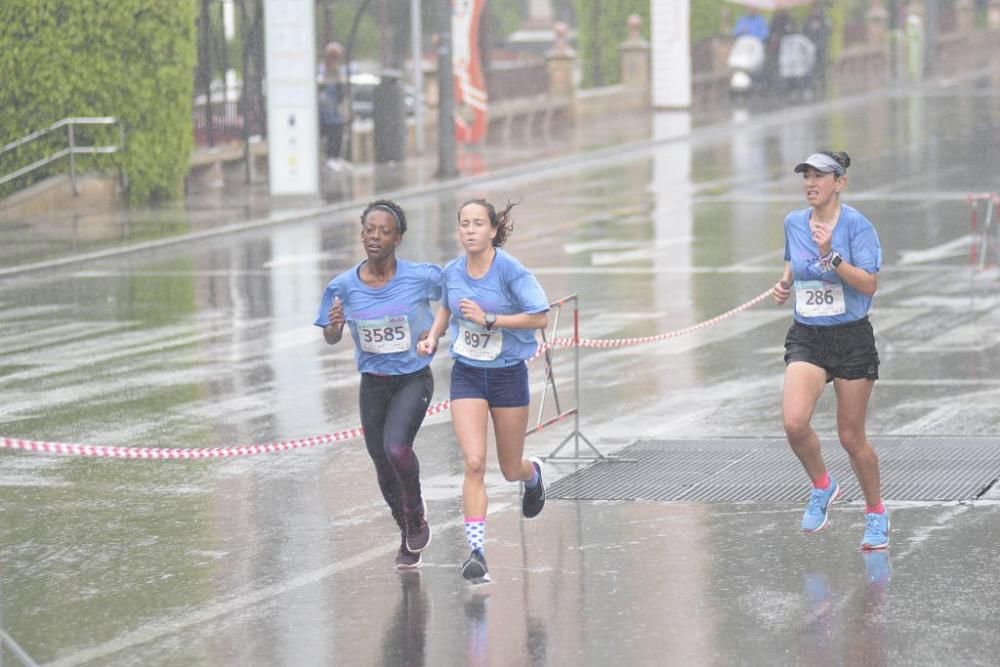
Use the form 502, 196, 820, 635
453, 321, 503, 361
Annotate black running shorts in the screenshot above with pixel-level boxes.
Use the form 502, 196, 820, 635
783, 316, 879, 383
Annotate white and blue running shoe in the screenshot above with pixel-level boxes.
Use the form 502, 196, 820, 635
861, 511, 890, 550
801, 477, 840, 533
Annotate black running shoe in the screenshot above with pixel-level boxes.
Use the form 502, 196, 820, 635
461, 548, 490, 583
404, 498, 432, 553
522, 457, 546, 519
395, 535, 421, 570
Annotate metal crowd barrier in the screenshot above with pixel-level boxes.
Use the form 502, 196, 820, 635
524, 294, 610, 462
968, 192, 1000, 272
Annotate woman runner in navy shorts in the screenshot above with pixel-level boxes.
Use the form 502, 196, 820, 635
315, 200, 441, 570
772, 151, 889, 550
417, 199, 549, 583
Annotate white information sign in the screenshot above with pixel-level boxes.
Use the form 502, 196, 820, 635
264, 0, 319, 196
651, 0, 691, 109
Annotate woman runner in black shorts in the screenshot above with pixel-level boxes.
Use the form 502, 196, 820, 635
772, 151, 889, 550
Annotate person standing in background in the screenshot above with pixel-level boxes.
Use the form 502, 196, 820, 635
318, 41, 345, 160
804, 3, 832, 94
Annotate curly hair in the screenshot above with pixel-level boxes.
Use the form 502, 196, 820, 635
360, 199, 407, 235
458, 198, 518, 247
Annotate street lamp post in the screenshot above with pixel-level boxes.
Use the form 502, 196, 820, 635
436, 0, 457, 178
410, 0, 425, 155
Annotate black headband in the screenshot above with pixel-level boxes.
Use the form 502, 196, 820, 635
371, 204, 402, 233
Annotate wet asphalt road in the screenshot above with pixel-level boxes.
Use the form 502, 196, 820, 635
2, 72, 1000, 665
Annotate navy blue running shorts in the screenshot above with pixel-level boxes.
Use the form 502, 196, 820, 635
783, 316, 879, 383
450, 360, 530, 408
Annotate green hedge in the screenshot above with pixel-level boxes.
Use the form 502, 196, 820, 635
0, 1, 197, 203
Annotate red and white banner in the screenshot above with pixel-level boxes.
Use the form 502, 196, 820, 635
452, 0, 488, 143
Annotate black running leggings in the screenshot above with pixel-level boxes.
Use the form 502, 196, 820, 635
359, 366, 433, 524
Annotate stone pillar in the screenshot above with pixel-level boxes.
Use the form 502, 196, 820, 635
546, 22, 576, 99
527, 0, 553, 27
866, 4, 889, 48
423, 61, 439, 109
906, 1, 926, 82
990, 0, 1000, 30
619, 14, 651, 91
866, 3, 890, 83
956, 0, 975, 34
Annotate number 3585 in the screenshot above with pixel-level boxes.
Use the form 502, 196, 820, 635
364, 326, 406, 343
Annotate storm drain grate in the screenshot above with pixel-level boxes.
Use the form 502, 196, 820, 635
547, 437, 1000, 502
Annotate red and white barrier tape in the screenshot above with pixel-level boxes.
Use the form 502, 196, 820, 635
529, 287, 774, 358
0, 399, 454, 459
1, 288, 773, 459
0, 430, 365, 460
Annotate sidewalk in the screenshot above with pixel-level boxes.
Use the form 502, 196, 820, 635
0, 104, 706, 277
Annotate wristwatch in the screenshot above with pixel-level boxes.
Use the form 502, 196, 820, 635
830, 251, 843, 268
484, 313, 497, 331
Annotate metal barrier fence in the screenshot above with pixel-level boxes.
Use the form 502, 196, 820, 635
192, 99, 249, 147
487, 59, 549, 99
0, 117, 126, 196
525, 294, 604, 462
968, 192, 1000, 271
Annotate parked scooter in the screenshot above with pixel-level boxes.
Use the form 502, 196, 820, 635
728, 32, 818, 101
728, 35, 766, 96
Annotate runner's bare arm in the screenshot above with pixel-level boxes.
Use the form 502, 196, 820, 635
458, 298, 547, 330
323, 297, 345, 345
832, 261, 878, 296
772, 263, 793, 305
490, 312, 548, 330
416, 305, 451, 355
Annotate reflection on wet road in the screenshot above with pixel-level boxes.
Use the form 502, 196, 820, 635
2, 75, 1000, 664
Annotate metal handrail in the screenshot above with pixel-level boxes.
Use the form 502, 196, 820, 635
0, 117, 126, 195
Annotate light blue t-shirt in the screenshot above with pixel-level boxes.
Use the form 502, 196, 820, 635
314, 259, 442, 374
733, 14, 769, 41
783, 203, 882, 326
441, 248, 550, 368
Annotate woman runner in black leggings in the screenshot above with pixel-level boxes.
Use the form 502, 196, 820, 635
314, 200, 443, 569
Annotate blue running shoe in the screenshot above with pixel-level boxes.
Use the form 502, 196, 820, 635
801, 477, 840, 533
861, 511, 890, 550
